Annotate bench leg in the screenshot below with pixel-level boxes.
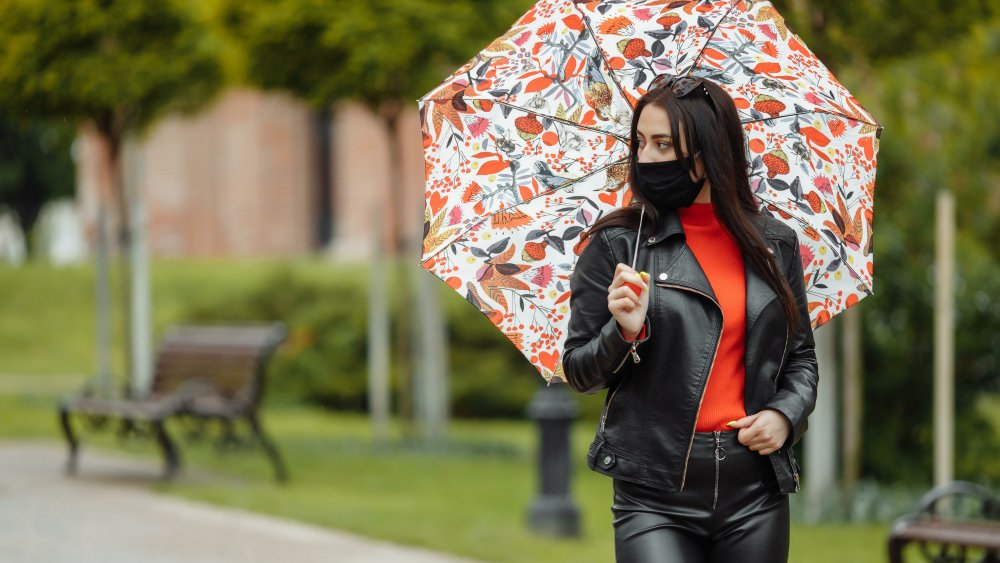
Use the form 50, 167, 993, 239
887, 536, 905, 563
58, 407, 79, 475
248, 415, 288, 483
152, 420, 181, 480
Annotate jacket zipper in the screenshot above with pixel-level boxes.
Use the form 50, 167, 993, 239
611, 344, 632, 374
789, 449, 801, 492
713, 430, 726, 509
603, 323, 645, 432
656, 282, 723, 492
601, 344, 634, 432
600, 380, 622, 433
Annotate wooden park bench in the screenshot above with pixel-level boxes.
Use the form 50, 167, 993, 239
58, 323, 289, 482
888, 481, 1000, 563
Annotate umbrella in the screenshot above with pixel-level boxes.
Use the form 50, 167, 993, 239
419, 0, 880, 383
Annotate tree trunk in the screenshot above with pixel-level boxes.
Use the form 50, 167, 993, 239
368, 206, 391, 443
94, 206, 113, 396
124, 137, 153, 398
315, 109, 334, 249
933, 190, 955, 489
805, 322, 839, 522
11, 168, 44, 258
94, 118, 132, 395
95, 113, 148, 398
413, 266, 449, 443
382, 106, 413, 433
841, 305, 862, 512
406, 122, 449, 443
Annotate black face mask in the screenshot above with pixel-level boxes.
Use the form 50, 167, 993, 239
634, 159, 706, 210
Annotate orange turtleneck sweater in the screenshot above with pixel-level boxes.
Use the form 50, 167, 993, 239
678, 202, 748, 432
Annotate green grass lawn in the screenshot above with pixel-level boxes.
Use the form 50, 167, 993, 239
0, 384, 889, 563
0, 259, 346, 375
4, 260, 989, 562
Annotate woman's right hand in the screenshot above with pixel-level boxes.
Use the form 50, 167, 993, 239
608, 264, 650, 339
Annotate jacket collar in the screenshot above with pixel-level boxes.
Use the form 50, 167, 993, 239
745, 254, 779, 330
643, 206, 776, 246
647, 209, 716, 300
643, 208, 685, 247
646, 207, 779, 323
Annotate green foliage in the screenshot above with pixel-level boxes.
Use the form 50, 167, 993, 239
774, 0, 1000, 67
830, 20, 1000, 484
0, 0, 223, 136
183, 264, 583, 419
212, 0, 534, 109
0, 116, 75, 252
764, 0, 1000, 486
181, 266, 368, 408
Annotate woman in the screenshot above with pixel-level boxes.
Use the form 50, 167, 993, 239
561, 75, 818, 562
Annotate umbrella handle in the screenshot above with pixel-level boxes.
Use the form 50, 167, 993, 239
621, 205, 647, 298
630, 205, 645, 271
623, 281, 643, 298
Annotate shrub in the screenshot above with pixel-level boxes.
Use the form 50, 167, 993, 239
183, 262, 604, 419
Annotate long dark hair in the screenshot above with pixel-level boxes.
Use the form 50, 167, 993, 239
584, 79, 801, 333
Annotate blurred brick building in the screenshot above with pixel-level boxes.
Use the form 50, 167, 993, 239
76, 89, 425, 259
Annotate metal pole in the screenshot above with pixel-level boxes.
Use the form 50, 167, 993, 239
805, 321, 838, 522
126, 138, 153, 398
841, 305, 862, 508
526, 381, 581, 537
412, 106, 449, 442
95, 206, 113, 396
934, 190, 955, 488
414, 267, 449, 444
368, 206, 391, 442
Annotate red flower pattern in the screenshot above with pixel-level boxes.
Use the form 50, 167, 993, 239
420, 0, 880, 382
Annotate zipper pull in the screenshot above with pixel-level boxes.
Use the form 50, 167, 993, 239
793, 472, 801, 492
714, 431, 726, 460
629, 342, 640, 363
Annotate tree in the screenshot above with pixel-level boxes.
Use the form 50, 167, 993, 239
0, 116, 75, 256
846, 22, 1000, 485
0, 0, 223, 392
213, 0, 533, 440
774, 0, 1000, 67
214, 0, 531, 248
774, 0, 1000, 486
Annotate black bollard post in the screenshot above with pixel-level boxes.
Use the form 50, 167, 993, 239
526, 381, 581, 537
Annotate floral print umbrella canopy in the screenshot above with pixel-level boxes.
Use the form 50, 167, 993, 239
419, 0, 880, 383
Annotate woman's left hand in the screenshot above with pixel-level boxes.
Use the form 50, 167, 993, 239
727, 410, 792, 455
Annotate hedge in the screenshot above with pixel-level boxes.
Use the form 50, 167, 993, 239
183, 262, 606, 420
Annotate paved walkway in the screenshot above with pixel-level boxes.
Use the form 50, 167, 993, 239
0, 442, 482, 563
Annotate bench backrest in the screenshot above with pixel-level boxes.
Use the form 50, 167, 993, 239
150, 324, 286, 410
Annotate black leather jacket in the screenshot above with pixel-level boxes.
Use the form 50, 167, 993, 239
562, 209, 818, 494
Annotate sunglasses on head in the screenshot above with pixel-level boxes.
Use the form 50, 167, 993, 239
648, 74, 710, 98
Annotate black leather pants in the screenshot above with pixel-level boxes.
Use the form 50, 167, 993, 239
612, 430, 789, 563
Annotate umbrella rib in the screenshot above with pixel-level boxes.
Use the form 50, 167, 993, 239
421, 158, 628, 265
754, 194, 873, 295
739, 108, 881, 130
685, 2, 876, 297
681, 3, 882, 131
418, 96, 630, 142
494, 100, 631, 142
684, 1, 742, 78
575, 2, 634, 110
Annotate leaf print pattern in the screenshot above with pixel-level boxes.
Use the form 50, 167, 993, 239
420, 0, 880, 382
